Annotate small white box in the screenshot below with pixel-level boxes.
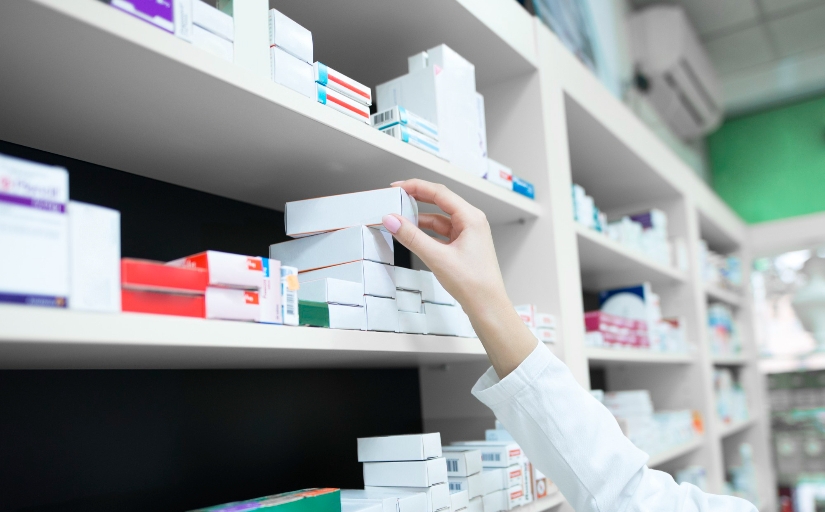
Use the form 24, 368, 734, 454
286, 187, 418, 238
397, 311, 427, 334
372, 106, 439, 140
281, 266, 299, 325
447, 473, 484, 499
440, 447, 482, 477
268, 8, 313, 63
449, 490, 469, 512
425, 303, 460, 336
193, 0, 233, 41
366, 296, 399, 332
482, 488, 521, 512
259, 258, 282, 324
205, 287, 259, 321
396, 290, 423, 313
365, 484, 449, 512
395, 267, 422, 292
536, 327, 556, 344
224, 0, 270, 78
174, 0, 194, 42
343, 502, 383, 512
420, 272, 454, 305
514, 304, 535, 328
485, 159, 513, 190
299, 261, 395, 298
535, 312, 556, 329
315, 62, 372, 106
483, 466, 522, 491
270, 225, 393, 272
467, 497, 482, 512
358, 432, 442, 462
317, 83, 371, 124
328, 304, 366, 330
68, 202, 121, 313
271, 46, 315, 99
451, 442, 522, 468
299, 278, 364, 306
168, 250, 262, 290
380, 125, 441, 158
364, 458, 448, 487
341, 490, 428, 512
192, 25, 233, 62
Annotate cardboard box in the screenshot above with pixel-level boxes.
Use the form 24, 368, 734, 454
268, 8, 313, 63
174, 0, 194, 41
440, 448, 482, 477
300, 261, 395, 298
191, 488, 340, 512
341, 490, 427, 512
358, 433, 442, 462
121, 259, 209, 295
168, 251, 262, 289
380, 125, 441, 158
450, 442, 522, 468
121, 289, 205, 317
366, 296, 399, 332
534, 473, 547, 499
512, 177, 534, 200
396, 290, 422, 313
271, 225, 393, 272
363, 458, 448, 487
271, 46, 315, 99
482, 466, 522, 491
485, 159, 513, 190
397, 311, 427, 334
192, 25, 233, 63
449, 490, 468, 512
193, 0, 233, 41
535, 312, 556, 329
520, 461, 533, 505
0, 154, 69, 308
260, 258, 282, 324
205, 287, 259, 321
426, 45, 476, 91
514, 304, 535, 327
111, 0, 174, 32
281, 266, 300, 326
299, 278, 364, 306
372, 106, 439, 140
299, 300, 365, 330
424, 303, 459, 336
219, 0, 269, 78
482, 488, 521, 512
536, 327, 556, 344
446, 473, 484, 499
315, 62, 371, 106
364, 485, 448, 512
317, 84, 371, 124
420, 272, 454, 305
395, 267, 422, 292
67, 202, 121, 313
467, 497, 482, 512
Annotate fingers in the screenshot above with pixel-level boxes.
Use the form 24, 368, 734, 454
392, 179, 468, 216
382, 214, 444, 265
418, 213, 453, 239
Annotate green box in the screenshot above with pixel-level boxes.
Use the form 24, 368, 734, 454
299, 300, 330, 328
192, 488, 341, 512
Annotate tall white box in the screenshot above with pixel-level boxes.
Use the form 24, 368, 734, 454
268, 8, 313, 63
341, 489, 428, 512
299, 278, 364, 306
220, 0, 269, 78
271, 46, 315, 99
441, 447, 482, 477
270, 225, 393, 272
299, 260, 395, 298
0, 154, 69, 307
363, 458, 448, 487
358, 433, 442, 462
366, 296, 400, 332
68, 201, 121, 313
365, 484, 449, 512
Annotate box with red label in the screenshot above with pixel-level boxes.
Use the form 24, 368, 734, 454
316, 83, 371, 124
485, 159, 513, 191
121, 289, 205, 317
451, 442, 521, 468
168, 250, 263, 289
121, 259, 209, 295
206, 287, 260, 321
514, 304, 535, 328
535, 312, 556, 329
260, 258, 282, 324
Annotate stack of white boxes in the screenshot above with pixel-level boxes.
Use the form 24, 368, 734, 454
442, 447, 484, 512
395, 268, 475, 337
360, 433, 451, 512
314, 62, 372, 124
486, 422, 558, 503
514, 305, 556, 346
451, 440, 526, 512
376, 45, 487, 178
191, 0, 235, 63
269, 9, 315, 99
372, 106, 441, 158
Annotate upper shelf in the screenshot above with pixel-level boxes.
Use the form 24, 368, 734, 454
0, 0, 541, 225
576, 224, 688, 290
0, 305, 489, 369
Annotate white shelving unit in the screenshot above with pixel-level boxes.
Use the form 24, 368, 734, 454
0, 1, 775, 510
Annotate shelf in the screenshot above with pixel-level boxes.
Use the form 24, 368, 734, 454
519, 492, 565, 512
647, 437, 704, 467
717, 418, 757, 439
575, 224, 688, 290
586, 347, 695, 365
0, 0, 541, 225
705, 284, 743, 307
711, 354, 749, 366
0, 305, 490, 369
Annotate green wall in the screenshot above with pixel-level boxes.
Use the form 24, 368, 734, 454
707, 94, 825, 224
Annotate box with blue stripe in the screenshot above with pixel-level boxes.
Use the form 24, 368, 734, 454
372, 106, 439, 140
379, 124, 441, 158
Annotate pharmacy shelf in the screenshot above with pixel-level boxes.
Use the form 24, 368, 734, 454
705, 284, 743, 308
717, 418, 757, 440
586, 347, 695, 365
575, 224, 688, 291
647, 437, 705, 468
519, 492, 565, 512
0, 305, 490, 369
711, 354, 749, 366
0, 0, 541, 225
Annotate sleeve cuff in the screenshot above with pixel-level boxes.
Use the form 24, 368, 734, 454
472, 341, 553, 408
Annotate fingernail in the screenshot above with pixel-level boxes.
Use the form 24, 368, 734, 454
390, 181, 404, 186
383, 214, 401, 234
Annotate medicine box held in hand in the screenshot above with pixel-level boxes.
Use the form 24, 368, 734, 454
271, 46, 315, 99
269, 8, 313, 63
363, 458, 448, 487
364, 485, 448, 512
168, 251, 263, 289
285, 188, 418, 238
372, 106, 438, 140
380, 125, 441, 158
315, 62, 371, 106
451, 442, 522, 468
68, 201, 121, 313
299, 278, 364, 306
299, 261, 394, 299
317, 84, 371, 124
441, 447, 482, 477
271, 225, 393, 272
358, 432, 442, 462
340, 489, 428, 512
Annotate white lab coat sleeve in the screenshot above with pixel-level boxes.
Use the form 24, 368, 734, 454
471, 342, 757, 512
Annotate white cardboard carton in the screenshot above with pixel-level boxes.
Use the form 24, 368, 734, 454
286, 188, 418, 238
482, 488, 522, 512
271, 46, 315, 99
467, 497, 482, 512
364, 458, 448, 487
380, 125, 441, 158
424, 303, 460, 336
342, 502, 383, 512
281, 266, 299, 325
449, 490, 469, 512
426, 45, 476, 92
68, 201, 121, 313
482, 466, 522, 491
299, 278, 364, 306
218, 0, 269, 78
328, 304, 366, 330
270, 225, 393, 272
317, 83, 371, 124
193, 0, 233, 41
205, 287, 259, 321
485, 159, 513, 190
396, 290, 423, 313
366, 296, 399, 332
447, 473, 484, 499
395, 267, 422, 292
451, 442, 522, 468
192, 25, 233, 62
535, 312, 556, 328
0, 155, 69, 308
365, 484, 449, 512
341, 490, 428, 512
168, 250, 263, 289
268, 8, 312, 63
259, 258, 282, 324
397, 311, 427, 334
299, 261, 395, 298
174, 0, 193, 41
420, 272, 455, 305
440, 447, 482, 477
314, 62, 372, 106
372, 106, 439, 140
358, 432, 442, 462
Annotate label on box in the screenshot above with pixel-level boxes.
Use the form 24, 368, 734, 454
441, 448, 482, 477
281, 266, 299, 325
259, 258, 282, 324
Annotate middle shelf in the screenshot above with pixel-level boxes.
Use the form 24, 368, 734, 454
648, 436, 705, 468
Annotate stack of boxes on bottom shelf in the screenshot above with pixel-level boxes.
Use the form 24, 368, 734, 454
514, 305, 557, 346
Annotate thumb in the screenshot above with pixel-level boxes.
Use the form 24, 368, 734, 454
382, 214, 443, 266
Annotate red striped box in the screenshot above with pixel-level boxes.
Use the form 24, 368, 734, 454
314, 62, 371, 106
316, 83, 370, 124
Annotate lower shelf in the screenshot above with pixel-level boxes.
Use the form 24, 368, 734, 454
521, 492, 565, 512
0, 305, 488, 369
647, 437, 704, 467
